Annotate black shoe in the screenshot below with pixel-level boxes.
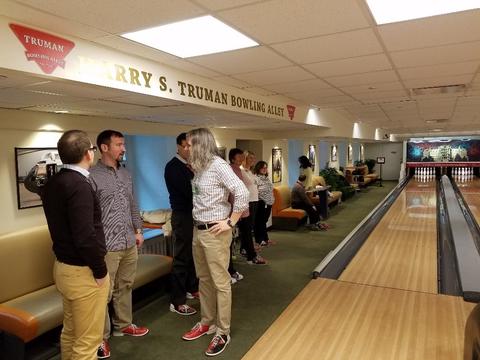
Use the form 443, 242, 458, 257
205, 334, 230, 356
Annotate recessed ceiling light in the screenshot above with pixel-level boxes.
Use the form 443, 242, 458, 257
122, 15, 258, 58
54, 110, 69, 114
366, 0, 480, 25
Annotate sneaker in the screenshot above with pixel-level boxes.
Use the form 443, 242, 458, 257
186, 291, 200, 300
170, 303, 197, 316
260, 241, 268, 247
230, 276, 237, 285
97, 340, 110, 359
231, 271, 244, 282
113, 324, 149, 337
247, 256, 267, 265
240, 248, 247, 257
182, 322, 217, 341
205, 334, 231, 357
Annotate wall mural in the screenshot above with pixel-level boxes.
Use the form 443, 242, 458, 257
406, 139, 480, 162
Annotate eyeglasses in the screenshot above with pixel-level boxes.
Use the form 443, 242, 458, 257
89, 146, 97, 152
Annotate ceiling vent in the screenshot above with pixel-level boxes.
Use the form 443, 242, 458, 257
425, 119, 448, 124
410, 84, 466, 96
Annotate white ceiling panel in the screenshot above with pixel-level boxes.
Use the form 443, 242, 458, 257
304, 54, 391, 78
272, 29, 383, 64
233, 66, 315, 86
398, 61, 480, 81
340, 81, 405, 95
262, 79, 331, 93
286, 88, 345, 101
211, 76, 250, 89
353, 89, 409, 102
0, 0, 109, 40
378, 10, 480, 52
189, 46, 292, 75
218, 0, 369, 44
391, 41, 480, 68
241, 87, 276, 96
15, 0, 205, 34
0, 88, 86, 106
403, 74, 474, 89
195, 0, 260, 11
326, 70, 399, 87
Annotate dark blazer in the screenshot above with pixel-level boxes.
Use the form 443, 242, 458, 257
42, 168, 107, 279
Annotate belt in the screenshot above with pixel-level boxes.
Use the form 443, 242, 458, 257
196, 223, 218, 230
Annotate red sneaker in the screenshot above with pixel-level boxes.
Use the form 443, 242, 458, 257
97, 340, 110, 359
113, 324, 149, 337
182, 322, 217, 341
205, 334, 231, 356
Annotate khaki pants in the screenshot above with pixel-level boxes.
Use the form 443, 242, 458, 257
192, 228, 232, 336
54, 261, 109, 360
104, 245, 138, 339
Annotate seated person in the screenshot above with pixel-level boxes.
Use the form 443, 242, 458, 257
291, 175, 323, 229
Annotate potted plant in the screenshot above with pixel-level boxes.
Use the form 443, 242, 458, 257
365, 159, 376, 174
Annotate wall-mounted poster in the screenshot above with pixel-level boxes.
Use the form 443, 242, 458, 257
308, 144, 316, 172
272, 148, 282, 183
406, 139, 480, 162
360, 144, 365, 161
15, 147, 62, 209
348, 144, 353, 164
216, 146, 226, 161
330, 145, 337, 162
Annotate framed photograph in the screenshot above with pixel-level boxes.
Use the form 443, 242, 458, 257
330, 145, 337, 162
308, 144, 316, 172
377, 157, 385, 164
15, 147, 62, 209
348, 144, 353, 163
216, 146, 226, 160
272, 148, 282, 183
360, 144, 365, 161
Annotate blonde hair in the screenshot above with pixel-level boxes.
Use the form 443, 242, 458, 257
243, 150, 256, 170
187, 128, 218, 173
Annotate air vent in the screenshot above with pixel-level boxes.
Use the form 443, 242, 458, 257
410, 84, 466, 96
425, 119, 448, 124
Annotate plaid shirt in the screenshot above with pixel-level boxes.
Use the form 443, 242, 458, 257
192, 156, 249, 223
88, 161, 142, 251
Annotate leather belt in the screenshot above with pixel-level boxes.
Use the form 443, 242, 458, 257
196, 223, 218, 230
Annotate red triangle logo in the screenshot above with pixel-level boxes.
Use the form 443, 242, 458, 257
9, 23, 75, 74
286, 104, 296, 120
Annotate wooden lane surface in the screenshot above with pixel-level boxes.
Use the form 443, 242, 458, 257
242, 278, 474, 360
339, 179, 437, 293
456, 178, 480, 224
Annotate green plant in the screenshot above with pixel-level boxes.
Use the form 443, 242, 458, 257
354, 160, 364, 167
365, 159, 376, 173
319, 167, 355, 200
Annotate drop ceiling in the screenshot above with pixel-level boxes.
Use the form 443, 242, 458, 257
0, 0, 480, 137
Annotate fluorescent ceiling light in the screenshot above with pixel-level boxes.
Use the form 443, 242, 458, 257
366, 0, 480, 25
122, 15, 258, 58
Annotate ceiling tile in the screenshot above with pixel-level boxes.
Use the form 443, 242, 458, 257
15, 0, 205, 34
194, 0, 261, 11
340, 81, 404, 95
241, 87, 277, 96
326, 70, 399, 87
233, 66, 315, 86
398, 61, 480, 80
272, 29, 383, 64
218, 0, 369, 44
378, 10, 480, 52
212, 76, 251, 88
286, 88, 345, 101
304, 54, 391, 78
391, 41, 480, 68
262, 79, 331, 93
189, 46, 292, 75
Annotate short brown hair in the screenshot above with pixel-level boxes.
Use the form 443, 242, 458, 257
57, 130, 91, 164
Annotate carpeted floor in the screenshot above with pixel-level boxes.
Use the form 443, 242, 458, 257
50, 181, 396, 360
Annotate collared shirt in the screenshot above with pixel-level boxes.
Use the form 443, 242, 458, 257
256, 174, 275, 205
192, 156, 249, 223
291, 180, 313, 207
63, 163, 90, 178
175, 153, 187, 164
241, 167, 259, 202
88, 161, 142, 251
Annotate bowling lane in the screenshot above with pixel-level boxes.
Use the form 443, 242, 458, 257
456, 177, 480, 224
340, 179, 438, 293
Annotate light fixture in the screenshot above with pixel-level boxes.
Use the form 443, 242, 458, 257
366, 0, 480, 25
122, 15, 258, 58
54, 110, 69, 114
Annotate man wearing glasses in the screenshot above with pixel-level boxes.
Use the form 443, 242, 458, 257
89, 130, 148, 359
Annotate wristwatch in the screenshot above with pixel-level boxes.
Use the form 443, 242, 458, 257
226, 218, 234, 228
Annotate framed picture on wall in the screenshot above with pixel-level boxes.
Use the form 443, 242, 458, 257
216, 146, 226, 160
308, 144, 316, 172
14, 147, 62, 209
330, 145, 337, 162
348, 144, 353, 163
360, 144, 365, 161
272, 148, 282, 183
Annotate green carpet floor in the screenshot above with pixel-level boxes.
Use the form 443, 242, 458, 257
52, 181, 396, 360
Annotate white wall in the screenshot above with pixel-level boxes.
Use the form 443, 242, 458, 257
364, 142, 403, 180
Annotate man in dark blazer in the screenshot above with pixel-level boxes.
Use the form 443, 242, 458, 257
42, 130, 109, 360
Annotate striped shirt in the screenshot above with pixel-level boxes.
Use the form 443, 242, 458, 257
256, 174, 275, 205
192, 156, 249, 223
88, 161, 142, 251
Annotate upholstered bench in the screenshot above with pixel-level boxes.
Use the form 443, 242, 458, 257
311, 176, 342, 206
272, 185, 307, 230
0, 225, 172, 358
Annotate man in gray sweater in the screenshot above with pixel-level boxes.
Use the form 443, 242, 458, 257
291, 174, 320, 226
